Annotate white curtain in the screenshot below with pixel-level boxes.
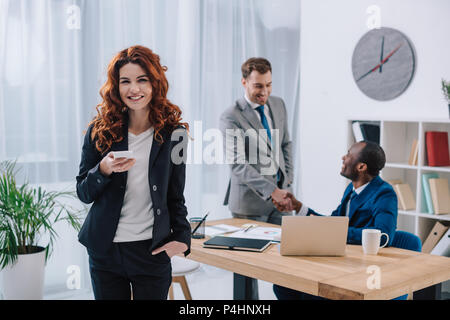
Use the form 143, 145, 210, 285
0, 0, 89, 298
0, 0, 300, 298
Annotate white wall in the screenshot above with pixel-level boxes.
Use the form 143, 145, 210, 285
298, 0, 450, 213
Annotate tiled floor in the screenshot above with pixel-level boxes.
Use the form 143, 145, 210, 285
44, 263, 276, 300
170, 264, 277, 300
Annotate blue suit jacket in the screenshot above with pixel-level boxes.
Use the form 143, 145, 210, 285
76, 122, 191, 255
308, 176, 398, 245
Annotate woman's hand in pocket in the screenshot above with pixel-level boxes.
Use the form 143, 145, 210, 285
151, 241, 188, 258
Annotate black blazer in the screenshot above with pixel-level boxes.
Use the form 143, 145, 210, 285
76, 122, 191, 256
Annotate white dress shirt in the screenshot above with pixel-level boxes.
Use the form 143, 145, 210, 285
296, 182, 370, 216
113, 127, 155, 242
244, 94, 274, 131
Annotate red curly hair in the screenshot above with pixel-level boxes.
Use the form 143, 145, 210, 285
89, 45, 188, 154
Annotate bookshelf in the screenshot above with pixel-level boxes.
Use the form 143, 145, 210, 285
348, 119, 450, 243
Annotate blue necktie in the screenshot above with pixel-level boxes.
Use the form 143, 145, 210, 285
348, 190, 358, 216
255, 105, 271, 142
256, 105, 281, 182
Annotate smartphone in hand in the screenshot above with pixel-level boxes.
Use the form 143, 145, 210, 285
111, 151, 135, 159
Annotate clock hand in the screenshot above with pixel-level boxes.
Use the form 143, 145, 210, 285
379, 36, 384, 73
356, 66, 379, 82
356, 43, 403, 82
380, 43, 402, 65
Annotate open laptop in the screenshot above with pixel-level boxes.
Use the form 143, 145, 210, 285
280, 216, 349, 256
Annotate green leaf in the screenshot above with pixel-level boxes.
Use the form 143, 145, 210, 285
0, 160, 86, 269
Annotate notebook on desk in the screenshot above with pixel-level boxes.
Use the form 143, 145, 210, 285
203, 236, 272, 252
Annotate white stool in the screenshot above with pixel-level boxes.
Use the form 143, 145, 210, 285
168, 256, 200, 300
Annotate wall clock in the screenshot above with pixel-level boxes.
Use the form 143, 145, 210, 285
352, 27, 416, 101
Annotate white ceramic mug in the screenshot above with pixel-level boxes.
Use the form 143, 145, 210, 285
362, 229, 389, 255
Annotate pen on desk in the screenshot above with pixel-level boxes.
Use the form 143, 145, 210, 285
191, 211, 209, 235
243, 225, 253, 233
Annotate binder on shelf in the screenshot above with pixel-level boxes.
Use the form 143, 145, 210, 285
386, 179, 402, 186
422, 221, 449, 253
351, 121, 380, 144
430, 228, 450, 256
422, 173, 439, 214
408, 139, 419, 166
360, 123, 380, 144
429, 178, 450, 214
352, 121, 364, 142
425, 131, 450, 167
393, 183, 416, 211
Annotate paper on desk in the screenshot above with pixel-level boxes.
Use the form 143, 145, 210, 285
227, 227, 281, 242
204, 224, 242, 237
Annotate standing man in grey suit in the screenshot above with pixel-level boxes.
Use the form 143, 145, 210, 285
220, 57, 294, 226
220, 57, 294, 299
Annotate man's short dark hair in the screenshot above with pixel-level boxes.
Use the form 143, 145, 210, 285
357, 141, 386, 176
241, 57, 272, 79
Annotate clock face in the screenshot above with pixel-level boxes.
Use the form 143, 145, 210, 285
352, 27, 415, 101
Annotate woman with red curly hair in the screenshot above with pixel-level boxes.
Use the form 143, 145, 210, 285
76, 45, 191, 300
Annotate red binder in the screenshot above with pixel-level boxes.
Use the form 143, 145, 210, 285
426, 131, 450, 166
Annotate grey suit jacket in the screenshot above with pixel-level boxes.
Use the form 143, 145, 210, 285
219, 95, 293, 217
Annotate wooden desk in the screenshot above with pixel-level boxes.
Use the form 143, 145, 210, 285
188, 218, 450, 300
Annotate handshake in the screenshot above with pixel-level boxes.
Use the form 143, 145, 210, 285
271, 188, 303, 213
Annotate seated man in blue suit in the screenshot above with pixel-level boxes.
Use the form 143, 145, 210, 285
272, 141, 398, 300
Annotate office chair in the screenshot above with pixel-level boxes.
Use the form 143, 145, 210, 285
391, 230, 422, 300
168, 255, 200, 300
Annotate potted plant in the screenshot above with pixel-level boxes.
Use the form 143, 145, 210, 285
442, 78, 450, 118
0, 160, 83, 300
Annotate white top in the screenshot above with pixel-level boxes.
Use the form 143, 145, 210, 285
244, 94, 274, 130
297, 182, 370, 217
113, 127, 155, 242
344, 182, 369, 217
